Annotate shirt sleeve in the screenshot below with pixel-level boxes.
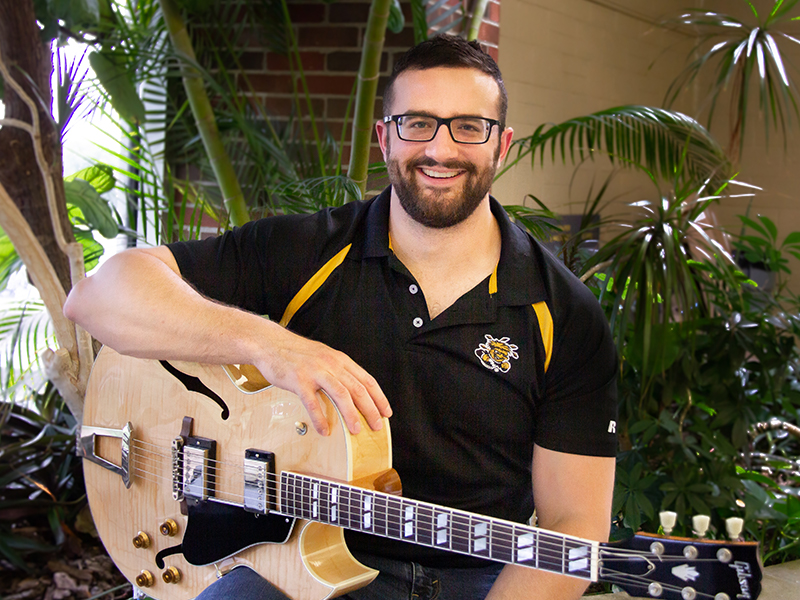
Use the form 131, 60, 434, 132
533, 255, 618, 457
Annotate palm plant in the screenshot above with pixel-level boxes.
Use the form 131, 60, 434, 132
663, 0, 800, 163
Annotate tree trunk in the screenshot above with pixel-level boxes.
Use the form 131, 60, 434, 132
0, 0, 75, 294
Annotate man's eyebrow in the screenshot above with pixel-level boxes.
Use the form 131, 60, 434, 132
399, 110, 490, 119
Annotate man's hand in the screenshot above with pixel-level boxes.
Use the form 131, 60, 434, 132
249, 322, 392, 436
64, 246, 392, 437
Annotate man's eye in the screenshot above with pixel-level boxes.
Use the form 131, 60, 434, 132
456, 120, 483, 132
407, 119, 433, 129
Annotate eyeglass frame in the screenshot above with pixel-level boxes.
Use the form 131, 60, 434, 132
383, 114, 503, 145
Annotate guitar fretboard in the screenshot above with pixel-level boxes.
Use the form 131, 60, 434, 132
279, 472, 597, 580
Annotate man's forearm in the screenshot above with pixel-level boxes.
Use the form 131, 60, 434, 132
487, 563, 590, 600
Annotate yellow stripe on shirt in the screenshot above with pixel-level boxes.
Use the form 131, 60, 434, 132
279, 244, 352, 327
532, 301, 553, 373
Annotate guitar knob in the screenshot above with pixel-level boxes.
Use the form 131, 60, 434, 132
162, 566, 182, 584
681, 587, 697, 600
132, 531, 151, 549
135, 570, 155, 588
725, 517, 744, 540
160, 518, 179, 536
692, 514, 710, 538
659, 511, 677, 536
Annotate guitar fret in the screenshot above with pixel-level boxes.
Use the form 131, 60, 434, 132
279, 473, 595, 582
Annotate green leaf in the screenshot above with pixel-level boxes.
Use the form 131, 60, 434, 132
757, 214, 779, 242
64, 179, 119, 239
65, 164, 116, 194
89, 51, 146, 125
409, 0, 429, 44
387, 0, 405, 34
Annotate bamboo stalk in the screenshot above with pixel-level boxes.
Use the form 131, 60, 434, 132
159, 0, 250, 227
466, 0, 491, 41
347, 0, 394, 198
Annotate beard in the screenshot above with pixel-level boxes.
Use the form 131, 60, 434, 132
386, 142, 500, 229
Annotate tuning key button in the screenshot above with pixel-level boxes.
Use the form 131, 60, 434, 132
659, 511, 677, 536
648, 582, 664, 596
649, 541, 665, 556
692, 514, 711, 538
683, 545, 698, 559
725, 517, 744, 540
714, 594, 731, 600
716, 548, 734, 563
681, 587, 697, 600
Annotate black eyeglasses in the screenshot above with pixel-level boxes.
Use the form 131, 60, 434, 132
383, 114, 501, 144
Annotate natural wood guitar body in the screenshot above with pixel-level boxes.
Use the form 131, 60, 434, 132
82, 346, 393, 600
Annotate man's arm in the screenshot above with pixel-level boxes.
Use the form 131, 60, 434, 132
486, 445, 616, 600
63, 246, 391, 436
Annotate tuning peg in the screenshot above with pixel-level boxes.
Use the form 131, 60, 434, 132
725, 517, 744, 541
692, 514, 711, 538
659, 511, 677, 536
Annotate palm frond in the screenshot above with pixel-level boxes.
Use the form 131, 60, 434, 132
500, 106, 732, 188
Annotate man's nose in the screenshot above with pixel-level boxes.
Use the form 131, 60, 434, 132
424, 123, 460, 161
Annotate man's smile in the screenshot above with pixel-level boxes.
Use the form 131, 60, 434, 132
419, 167, 462, 179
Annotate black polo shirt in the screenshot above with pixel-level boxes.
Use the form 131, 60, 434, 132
168, 187, 617, 567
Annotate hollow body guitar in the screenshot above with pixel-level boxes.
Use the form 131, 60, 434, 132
80, 347, 763, 600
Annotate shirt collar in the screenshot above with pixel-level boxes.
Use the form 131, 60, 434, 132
356, 186, 549, 306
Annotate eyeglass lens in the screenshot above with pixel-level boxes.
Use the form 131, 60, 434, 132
397, 116, 492, 143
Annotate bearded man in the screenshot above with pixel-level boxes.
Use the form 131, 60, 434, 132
65, 35, 617, 600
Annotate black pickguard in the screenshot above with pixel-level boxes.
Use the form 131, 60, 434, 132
156, 501, 295, 568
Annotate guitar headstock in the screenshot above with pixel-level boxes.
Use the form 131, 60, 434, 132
600, 529, 762, 600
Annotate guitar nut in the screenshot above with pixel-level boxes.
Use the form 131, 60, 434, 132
132, 532, 151, 549
162, 566, 182, 584
160, 518, 179, 536
135, 570, 155, 587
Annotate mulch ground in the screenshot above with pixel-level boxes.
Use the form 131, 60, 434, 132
0, 516, 131, 600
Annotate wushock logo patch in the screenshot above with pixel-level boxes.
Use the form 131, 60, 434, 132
475, 334, 519, 373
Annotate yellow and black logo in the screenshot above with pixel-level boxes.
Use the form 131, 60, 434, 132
475, 334, 519, 373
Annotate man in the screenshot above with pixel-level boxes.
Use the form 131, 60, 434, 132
64, 35, 617, 599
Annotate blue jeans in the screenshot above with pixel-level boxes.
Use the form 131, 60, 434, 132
195, 551, 503, 600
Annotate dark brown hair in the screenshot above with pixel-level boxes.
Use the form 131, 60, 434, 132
383, 35, 507, 128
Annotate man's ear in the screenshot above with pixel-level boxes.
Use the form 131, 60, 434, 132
497, 126, 514, 166
376, 119, 389, 160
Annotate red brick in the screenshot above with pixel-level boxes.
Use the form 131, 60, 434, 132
486, 1, 501, 23
327, 51, 389, 73
249, 73, 296, 94
305, 74, 358, 95
486, 45, 499, 63
267, 51, 326, 72
384, 26, 415, 48
329, 2, 371, 23
479, 22, 500, 45
299, 26, 360, 47
288, 4, 325, 23
239, 51, 265, 71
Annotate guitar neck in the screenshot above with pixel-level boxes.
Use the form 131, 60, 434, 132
279, 472, 599, 581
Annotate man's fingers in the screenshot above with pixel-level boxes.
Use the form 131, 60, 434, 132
297, 387, 331, 437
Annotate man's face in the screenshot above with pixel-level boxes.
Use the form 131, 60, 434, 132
376, 67, 514, 229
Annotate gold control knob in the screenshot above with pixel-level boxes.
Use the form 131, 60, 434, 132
132, 531, 151, 549
162, 566, 182, 584
159, 518, 179, 536
135, 570, 155, 587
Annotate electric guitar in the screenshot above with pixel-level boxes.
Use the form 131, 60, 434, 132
79, 346, 763, 600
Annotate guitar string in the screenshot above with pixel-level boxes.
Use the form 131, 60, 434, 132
122, 445, 746, 571
123, 458, 749, 596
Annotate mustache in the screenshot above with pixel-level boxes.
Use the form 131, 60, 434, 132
406, 157, 477, 173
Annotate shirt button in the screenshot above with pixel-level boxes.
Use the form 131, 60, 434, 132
413, 317, 424, 328
409, 284, 419, 294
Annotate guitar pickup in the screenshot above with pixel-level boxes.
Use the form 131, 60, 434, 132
183, 437, 216, 502
243, 449, 276, 514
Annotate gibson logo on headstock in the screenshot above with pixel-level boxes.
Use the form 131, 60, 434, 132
731, 561, 753, 599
